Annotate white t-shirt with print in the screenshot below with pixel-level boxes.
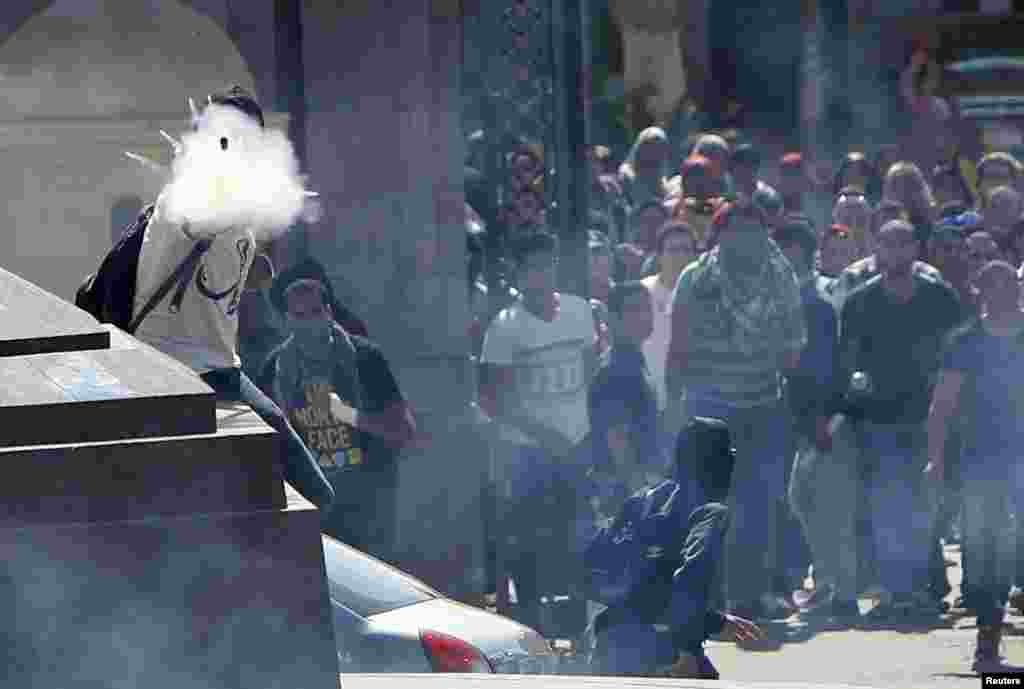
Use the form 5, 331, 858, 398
641, 274, 673, 412
481, 294, 595, 447
132, 196, 256, 374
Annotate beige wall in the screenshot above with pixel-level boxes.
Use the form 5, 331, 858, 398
0, 0, 257, 300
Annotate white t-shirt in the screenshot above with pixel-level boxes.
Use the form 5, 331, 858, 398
480, 294, 595, 447
133, 195, 256, 374
641, 274, 673, 411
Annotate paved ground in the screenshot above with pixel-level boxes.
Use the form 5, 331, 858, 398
704, 544, 1024, 689
488, 544, 1024, 687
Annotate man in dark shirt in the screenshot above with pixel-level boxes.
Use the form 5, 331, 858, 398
580, 282, 666, 642
840, 220, 962, 620
264, 266, 415, 560
927, 260, 1024, 672
588, 281, 663, 480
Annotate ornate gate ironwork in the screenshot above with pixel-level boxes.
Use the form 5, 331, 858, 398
463, 0, 589, 305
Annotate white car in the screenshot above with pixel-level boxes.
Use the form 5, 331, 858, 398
324, 535, 558, 675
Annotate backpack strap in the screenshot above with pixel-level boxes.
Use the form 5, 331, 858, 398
126, 235, 213, 334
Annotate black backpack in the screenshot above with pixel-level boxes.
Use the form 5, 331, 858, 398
75, 205, 211, 334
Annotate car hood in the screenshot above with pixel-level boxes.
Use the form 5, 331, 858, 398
368, 598, 555, 672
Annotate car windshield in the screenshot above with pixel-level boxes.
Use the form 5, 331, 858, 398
322, 536, 438, 617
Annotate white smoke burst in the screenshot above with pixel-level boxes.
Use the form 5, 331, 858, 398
156, 102, 320, 242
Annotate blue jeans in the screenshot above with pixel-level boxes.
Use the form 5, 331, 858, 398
201, 367, 335, 512
961, 465, 1017, 627
592, 503, 729, 675
498, 442, 589, 633
685, 397, 788, 606
859, 422, 934, 596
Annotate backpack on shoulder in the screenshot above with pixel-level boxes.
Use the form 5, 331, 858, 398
75, 205, 212, 334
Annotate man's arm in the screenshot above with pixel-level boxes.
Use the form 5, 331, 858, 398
584, 338, 600, 388
587, 372, 616, 472
837, 293, 861, 383
787, 300, 839, 449
330, 395, 415, 448
665, 287, 690, 408
339, 342, 417, 448
925, 369, 963, 482
777, 267, 808, 373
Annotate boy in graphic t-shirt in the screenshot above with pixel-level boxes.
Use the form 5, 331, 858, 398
265, 265, 415, 559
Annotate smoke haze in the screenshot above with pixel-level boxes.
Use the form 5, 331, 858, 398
160, 103, 321, 242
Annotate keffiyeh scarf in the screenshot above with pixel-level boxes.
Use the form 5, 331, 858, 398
690, 236, 801, 355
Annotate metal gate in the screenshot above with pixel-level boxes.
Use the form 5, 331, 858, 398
462, 0, 590, 303
462, 0, 590, 640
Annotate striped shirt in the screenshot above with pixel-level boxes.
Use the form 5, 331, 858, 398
672, 260, 806, 408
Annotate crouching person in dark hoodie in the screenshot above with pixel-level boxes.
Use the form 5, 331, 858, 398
580, 416, 763, 678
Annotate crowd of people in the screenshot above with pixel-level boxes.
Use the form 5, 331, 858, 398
462, 116, 1024, 676
120, 82, 1024, 679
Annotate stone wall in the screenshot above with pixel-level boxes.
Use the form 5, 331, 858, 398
301, 0, 486, 599
0, 0, 277, 301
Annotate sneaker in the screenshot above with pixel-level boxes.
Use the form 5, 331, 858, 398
862, 593, 914, 622
696, 653, 720, 680
1009, 587, 1024, 615
972, 624, 1006, 674
795, 583, 835, 613
656, 650, 720, 679
657, 651, 701, 678
952, 594, 970, 612
830, 599, 861, 621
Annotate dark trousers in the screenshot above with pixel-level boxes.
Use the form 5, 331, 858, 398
860, 423, 935, 596
322, 465, 398, 562
201, 367, 335, 512
501, 443, 585, 634
592, 503, 729, 676
856, 437, 879, 592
